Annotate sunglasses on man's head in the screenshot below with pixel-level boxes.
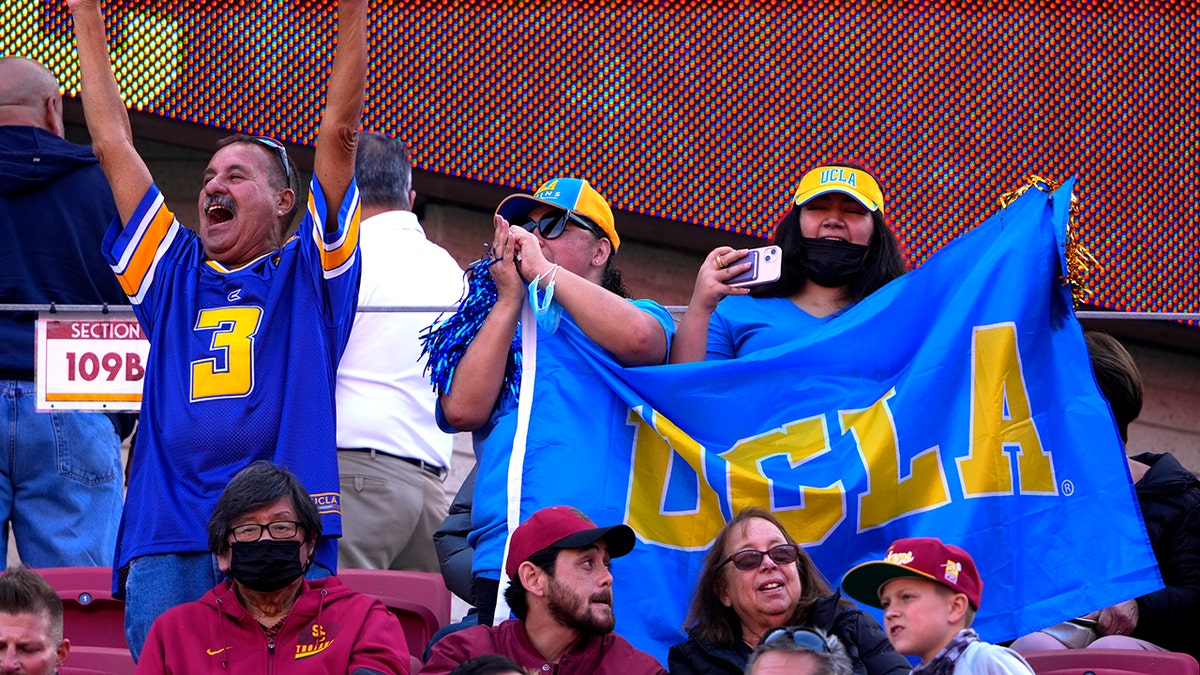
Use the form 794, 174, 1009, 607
520, 209, 603, 240
759, 625, 832, 652
719, 543, 802, 571
248, 136, 292, 187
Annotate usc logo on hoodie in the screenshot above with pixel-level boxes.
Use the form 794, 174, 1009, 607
295, 623, 334, 659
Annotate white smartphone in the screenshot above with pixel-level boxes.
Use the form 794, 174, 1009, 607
727, 246, 782, 288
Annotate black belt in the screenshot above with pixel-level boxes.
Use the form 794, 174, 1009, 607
338, 448, 447, 479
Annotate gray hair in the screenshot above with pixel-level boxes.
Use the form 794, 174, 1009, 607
355, 132, 413, 211
0, 566, 64, 644
207, 461, 322, 555
745, 627, 854, 675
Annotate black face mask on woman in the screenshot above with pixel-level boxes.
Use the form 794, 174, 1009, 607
801, 238, 869, 288
228, 540, 309, 592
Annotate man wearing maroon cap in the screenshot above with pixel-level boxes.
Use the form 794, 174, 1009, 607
841, 537, 1033, 674
423, 506, 666, 674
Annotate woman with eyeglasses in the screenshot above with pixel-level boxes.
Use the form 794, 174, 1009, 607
670, 162, 907, 363
137, 461, 411, 673
437, 177, 674, 626
667, 507, 908, 675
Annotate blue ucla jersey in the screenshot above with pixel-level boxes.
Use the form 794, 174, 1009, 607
103, 177, 360, 585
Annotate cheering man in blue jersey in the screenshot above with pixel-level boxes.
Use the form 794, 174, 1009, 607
69, 0, 367, 660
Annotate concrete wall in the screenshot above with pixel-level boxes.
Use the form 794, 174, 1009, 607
1127, 343, 1200, 475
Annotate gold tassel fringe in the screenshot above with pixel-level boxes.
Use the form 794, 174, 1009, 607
998, 174, 1100, 308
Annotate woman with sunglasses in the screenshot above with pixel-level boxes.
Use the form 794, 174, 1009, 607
437, 177, 674, 626
668, 507, 907, 675
670, 162, 907, 363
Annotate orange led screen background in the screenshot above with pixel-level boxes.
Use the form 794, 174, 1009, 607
4, 0, 1197, 313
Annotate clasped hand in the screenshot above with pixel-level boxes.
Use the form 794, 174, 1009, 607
488, 216, 554, 301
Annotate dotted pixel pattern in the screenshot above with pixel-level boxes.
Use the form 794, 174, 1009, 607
5, 0, 1197, 313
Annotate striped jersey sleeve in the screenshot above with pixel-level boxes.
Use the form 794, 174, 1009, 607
306, 174, 361, 280
101, 185, 183, 307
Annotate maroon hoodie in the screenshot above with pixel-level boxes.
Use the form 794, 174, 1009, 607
423, 618, 666, 675
137, 577, 409, 674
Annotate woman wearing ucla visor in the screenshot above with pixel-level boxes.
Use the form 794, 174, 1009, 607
671, 162, 907, 362
437, 177, 675, 625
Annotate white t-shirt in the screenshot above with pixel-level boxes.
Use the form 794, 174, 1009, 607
335, 210, 464, 467
953, 641, 1035, 675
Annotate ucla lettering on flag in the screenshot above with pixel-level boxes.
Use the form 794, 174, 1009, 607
499, 178, 1161, 663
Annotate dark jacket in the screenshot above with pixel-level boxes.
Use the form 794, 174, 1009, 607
1129, 452, 1200, 659
424, 618, 666, 675
0, 125, 127, 379
667, 592, 909, 675
433, 464, 476, 604
0, 125, 133, 437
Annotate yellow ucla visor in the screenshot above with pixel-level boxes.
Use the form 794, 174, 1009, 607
791, 165, 885, 215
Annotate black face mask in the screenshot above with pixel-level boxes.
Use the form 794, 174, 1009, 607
228, 540, 309, 593
801, 238, 869, 288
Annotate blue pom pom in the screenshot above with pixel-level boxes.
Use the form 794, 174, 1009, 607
420, 254, 522, 407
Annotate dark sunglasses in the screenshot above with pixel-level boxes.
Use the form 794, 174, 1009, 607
719, 543, 802, 571
248, 136, 293, 187
520, 209, 603, 240
760, 625, 831, 651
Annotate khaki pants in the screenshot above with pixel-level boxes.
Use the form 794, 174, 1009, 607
337, 449, 447, 572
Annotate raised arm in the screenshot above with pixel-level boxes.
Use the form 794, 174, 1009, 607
670, 246, 750, 363
68, 0, 153, 224
438, 217, 525, 431
312, 0, 367, 225
509, 225, 669, 367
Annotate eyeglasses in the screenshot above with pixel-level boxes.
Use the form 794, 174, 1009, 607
248, 136, 293, 187
227, 520, 302, 543
719, 543, 802, 571
760, 626, 831, 651
520, 209, 604, 241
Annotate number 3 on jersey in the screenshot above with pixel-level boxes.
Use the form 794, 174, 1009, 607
191, 307, 263, 401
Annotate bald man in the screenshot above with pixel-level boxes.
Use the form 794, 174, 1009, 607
0, 56, 129, 568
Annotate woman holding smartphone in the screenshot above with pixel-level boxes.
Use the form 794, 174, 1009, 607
670, 162, 907, 363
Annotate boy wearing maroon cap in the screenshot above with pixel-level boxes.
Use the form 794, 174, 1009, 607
841, 537, 1033, 674
423, 506, 666, 675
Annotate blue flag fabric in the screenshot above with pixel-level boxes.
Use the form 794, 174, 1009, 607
501, 179, 1161, 663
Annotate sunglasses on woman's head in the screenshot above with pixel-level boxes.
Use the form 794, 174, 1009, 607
719, 543, 802, 571
759, 625, 832, 651
520, 209, 603, 240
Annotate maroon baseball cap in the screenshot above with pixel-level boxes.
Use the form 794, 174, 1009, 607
841, 537, 983, 610
504, 506, 636, 579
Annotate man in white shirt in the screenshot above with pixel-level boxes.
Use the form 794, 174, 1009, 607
336, 132, 464, 572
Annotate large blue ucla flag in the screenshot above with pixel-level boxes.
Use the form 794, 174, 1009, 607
494, 179, 1161, 663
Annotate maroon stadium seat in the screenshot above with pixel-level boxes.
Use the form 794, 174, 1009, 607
59, 645, 136, 674
1023, 648, 1200, 675
336, 569, 452, 659
35, 567, 128, 651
